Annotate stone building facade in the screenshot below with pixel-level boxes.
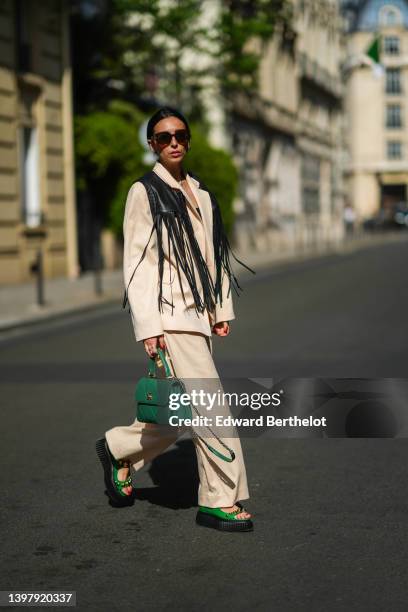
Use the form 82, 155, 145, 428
341, 0, 408, 220
229, 0, 346, 254
0, 0, 77, 285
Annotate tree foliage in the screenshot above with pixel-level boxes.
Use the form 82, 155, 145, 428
73, 0, 292, 113
75, 101, 237, 238
75, 101, 147, 236
216, 0, 293, 96
72, 0, 292, 241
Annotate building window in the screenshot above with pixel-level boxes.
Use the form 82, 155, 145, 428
387, 141, 403, 159
18, 85, 41, 227
379, 5, 402, 27
384, 36, 400, 55
20, 127, 41, 227
386, 104, 402, 128
386, 68, 402, 94
301, 155, 320, 214
15, 0, 32, 72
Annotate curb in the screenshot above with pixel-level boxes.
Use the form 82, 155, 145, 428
0, 295, 121, 337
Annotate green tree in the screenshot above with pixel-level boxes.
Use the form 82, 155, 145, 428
72, 0, 292, 247
73, 0, 292, 114
215, 0, 294, 97
75, 101, 148, 236
75, 101, 237, 238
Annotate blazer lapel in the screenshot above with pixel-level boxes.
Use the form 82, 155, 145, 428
152, 161, 214, 273
152, 161, 182, 191
187, 176, 214, 270
152, 162, 202, 222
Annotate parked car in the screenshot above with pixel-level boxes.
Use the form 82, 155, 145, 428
393, 202, 408, 228
363, 202, 408, 232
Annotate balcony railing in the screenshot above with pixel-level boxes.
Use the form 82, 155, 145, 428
298, 52, 342, 99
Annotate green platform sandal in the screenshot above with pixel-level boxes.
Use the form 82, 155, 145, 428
96, 437, 135, 506
196, 502, 253, 532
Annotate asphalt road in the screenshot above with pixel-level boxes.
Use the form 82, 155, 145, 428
1, 239, 408, 612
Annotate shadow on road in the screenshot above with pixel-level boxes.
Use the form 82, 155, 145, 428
135, 439, 199, 509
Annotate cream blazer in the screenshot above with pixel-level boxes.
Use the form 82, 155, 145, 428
123, 161, 235, 343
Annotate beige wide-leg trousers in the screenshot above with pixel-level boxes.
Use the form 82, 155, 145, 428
105, 330, 249, 507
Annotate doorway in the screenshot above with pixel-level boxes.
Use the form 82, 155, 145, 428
381, 183, 406, 211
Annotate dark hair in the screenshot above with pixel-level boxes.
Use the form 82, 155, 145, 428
146, 106, 191, 141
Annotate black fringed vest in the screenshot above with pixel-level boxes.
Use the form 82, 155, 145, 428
122, 170, 255, 317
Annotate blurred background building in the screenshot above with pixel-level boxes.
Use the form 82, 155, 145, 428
0, 0, 77, 284
341, 0, 408, 220
228, 0, 346, 254
2, 0, 408, 288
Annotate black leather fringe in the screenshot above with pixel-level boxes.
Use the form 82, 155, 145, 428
122, 171, 256, 317
189, 172, 256, 307
209, 190, 256, 307
157, 203, 216, 316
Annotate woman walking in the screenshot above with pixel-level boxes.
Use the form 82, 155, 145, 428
96, 107, 255, 532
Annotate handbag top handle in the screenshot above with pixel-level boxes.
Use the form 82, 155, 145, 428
148, 347, 173, 378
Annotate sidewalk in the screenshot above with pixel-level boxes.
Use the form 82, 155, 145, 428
0, 269, 124, 333
1, 230, 407, 334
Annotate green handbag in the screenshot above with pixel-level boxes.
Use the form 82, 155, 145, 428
135, 348, 235, 463
135, 348, 191, 425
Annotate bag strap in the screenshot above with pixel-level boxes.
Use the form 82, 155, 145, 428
190, 402, 236, 463
148, 348, 172, 378
147, 348, 236, 463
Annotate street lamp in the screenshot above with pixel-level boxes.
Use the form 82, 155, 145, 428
23, 211, 48, 307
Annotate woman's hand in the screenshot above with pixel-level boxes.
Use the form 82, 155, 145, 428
143, 334, 166, 357
212, 321, 230, 337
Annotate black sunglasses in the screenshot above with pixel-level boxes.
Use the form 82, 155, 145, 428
152, 129, 189, 147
